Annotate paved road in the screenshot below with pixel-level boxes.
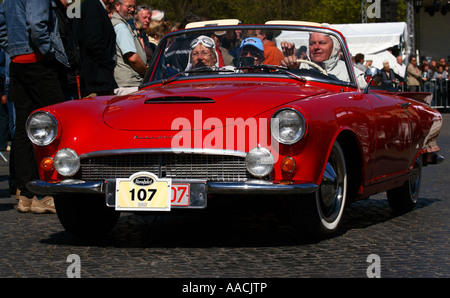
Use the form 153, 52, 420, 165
0, 114, 449, 281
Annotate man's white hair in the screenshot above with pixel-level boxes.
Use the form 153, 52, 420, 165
152, 10, 164, 21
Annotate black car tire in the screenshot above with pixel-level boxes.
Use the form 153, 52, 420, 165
55, 194, 120, 237
387, 156, 422, 213
289, 141, 347, 239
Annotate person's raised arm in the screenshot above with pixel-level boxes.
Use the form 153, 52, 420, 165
281, 41, 300, 69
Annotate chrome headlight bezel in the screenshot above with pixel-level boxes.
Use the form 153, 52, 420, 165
245, 147, 275, 178
26, 111, 59, 146
54, 148, 80, 177
271, 108, 306, 145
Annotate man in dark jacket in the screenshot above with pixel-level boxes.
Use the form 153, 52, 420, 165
76, 0, 118, 97
56, 0, 81, 100
381, 60, 402, 91
0, 0, 69, 213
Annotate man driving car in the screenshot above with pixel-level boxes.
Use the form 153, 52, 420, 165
280, 31, 349, 82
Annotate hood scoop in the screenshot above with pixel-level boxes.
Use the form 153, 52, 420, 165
103, 81, 329, 131
145, 96, 215, 104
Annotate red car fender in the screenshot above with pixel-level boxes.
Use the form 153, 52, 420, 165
272, 92, 372, 187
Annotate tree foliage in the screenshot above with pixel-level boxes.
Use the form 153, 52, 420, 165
139, 0, 364, 25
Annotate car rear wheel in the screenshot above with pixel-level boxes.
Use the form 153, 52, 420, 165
387, 156, 422, 213
55, 194, 120, 237
289, 141, 347, 239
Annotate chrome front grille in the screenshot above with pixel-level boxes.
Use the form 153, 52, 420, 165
77, 153, 251, 182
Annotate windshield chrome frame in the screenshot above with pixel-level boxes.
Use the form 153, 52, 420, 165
141, 24, 357, 88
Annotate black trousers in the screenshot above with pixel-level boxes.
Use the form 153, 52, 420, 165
9, 59, 65, 198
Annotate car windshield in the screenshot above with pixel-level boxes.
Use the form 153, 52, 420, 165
144, 24, 355, 86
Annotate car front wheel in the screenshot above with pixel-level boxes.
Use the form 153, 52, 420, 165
289, 141, 348, 239
55, 194, 120, 237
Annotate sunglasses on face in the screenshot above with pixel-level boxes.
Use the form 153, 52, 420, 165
241, 50, 261, 59
119, 3, 136, 10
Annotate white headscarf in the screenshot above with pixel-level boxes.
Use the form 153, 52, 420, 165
306, 25, 340, 70
185, 35, 219, 72
303, 24, 349, 82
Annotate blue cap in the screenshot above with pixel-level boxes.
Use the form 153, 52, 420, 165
240, 37, 264, 53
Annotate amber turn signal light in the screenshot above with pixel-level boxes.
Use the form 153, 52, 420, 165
40, 157, 54, 171
281, 156, 296, 173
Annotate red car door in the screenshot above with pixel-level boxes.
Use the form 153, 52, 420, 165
367, 92, 412, 183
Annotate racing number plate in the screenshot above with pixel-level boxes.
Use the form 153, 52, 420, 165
171, 184, 190, 206
116, 172, 171, 211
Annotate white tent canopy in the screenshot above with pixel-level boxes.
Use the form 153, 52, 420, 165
275, 22, 408, 71
332, 22, 407, 57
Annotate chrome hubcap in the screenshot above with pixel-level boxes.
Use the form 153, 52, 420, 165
318, 148, 345, 222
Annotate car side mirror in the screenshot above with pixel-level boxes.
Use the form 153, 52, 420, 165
364, 67, 382, 93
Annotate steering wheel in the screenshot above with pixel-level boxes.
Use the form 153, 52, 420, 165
296, 59, 328, 75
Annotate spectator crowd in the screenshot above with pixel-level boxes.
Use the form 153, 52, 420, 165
0, 0, 175, 214
351, 52, 449, 106
0, 0, 448, 214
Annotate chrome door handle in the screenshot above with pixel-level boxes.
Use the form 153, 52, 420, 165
401, 102, 411, 109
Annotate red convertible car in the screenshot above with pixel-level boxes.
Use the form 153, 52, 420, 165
26, 21, 443, 239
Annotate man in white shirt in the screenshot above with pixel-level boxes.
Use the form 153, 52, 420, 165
393, 55, 406, 80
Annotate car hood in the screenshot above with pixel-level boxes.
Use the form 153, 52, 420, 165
103, 80, 327, 131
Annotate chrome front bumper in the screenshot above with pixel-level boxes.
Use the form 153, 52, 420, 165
27, 179, 318, 209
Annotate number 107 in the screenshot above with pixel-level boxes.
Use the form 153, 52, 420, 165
129, 189, 157, 201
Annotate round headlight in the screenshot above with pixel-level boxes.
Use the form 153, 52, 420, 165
246, 147, 274, 178
271, 109, 306, 145
54, 148, 80, 177
26, 112, 58, 146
